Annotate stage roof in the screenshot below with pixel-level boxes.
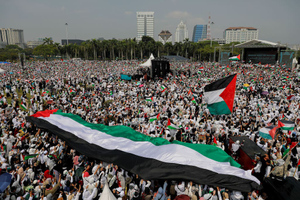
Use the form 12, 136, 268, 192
235, 39, 287, 49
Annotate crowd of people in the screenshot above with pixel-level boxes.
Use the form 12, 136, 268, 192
0, 59, 300, 200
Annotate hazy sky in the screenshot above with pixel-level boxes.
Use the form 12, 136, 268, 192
1, 0, 299, 45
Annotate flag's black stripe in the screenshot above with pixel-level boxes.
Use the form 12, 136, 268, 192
204, 74, 237, 92
26, 116, 261, 192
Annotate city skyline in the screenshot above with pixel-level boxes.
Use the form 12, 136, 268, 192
1, 0, 299, 45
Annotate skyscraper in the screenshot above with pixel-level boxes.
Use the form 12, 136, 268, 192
175, 21, 188, 43
136, 12, 154, 41
224, 27, 258, 44
192, 25, 207, 42
0, 28, 25, 48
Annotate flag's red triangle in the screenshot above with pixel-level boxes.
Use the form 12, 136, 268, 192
290, 142, 297, 150
167, 119, 171, 126
213, 137, 217, 145
269, 127, 277, 139
237, 54, 240, 60
278, 120, 284, 128
219, 75, 237, 112
157, 113, 160, 119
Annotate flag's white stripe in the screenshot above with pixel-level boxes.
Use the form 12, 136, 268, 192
204, 88, 225, 104
39, 114, 259, 184
283, 123, 294, 128
259, 127, 271, 134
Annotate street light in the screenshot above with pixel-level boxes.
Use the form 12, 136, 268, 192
210, 22, 214, 62
65, 23, 69, 45
210, 22, 214, 47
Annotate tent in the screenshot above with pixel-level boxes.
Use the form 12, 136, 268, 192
229, 54, 241, 61
0, 68, 5, 73
99, 182, 117, 200
140, 53, 155, 67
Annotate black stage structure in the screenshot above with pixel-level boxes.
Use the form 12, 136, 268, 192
235, 40, 288, 65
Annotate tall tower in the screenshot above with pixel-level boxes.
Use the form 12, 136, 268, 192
175, 21, 188, 43
136, 12, 154, 41
207, 15, 211, 39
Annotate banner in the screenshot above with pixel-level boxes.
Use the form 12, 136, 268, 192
220, 52, 230, 65
280, 51, 294, 69
120, 74, 132, 80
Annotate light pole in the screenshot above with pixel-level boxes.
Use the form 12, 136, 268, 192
65, 23, 69, 45
210, 22, 214, 47
210, 22, 214, 62
65, 23, 69, 59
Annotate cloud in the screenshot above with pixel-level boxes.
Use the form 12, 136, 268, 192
124, 11, 133, 15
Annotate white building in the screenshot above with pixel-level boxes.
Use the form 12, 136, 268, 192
224, 27, 258, 44
0, 28, 25, 48
158, 30, 172, 45
175, 21, 188, 43
136, 12, 154, 41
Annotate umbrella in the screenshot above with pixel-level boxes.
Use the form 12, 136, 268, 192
0, 173, 12, 193
261, 91, 269, 95
243, 83, 250, 87
0, 68, 5, 73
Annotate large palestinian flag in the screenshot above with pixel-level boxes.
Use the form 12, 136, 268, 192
26, 109, 260, 192
279, 120, 295, 131
204, 74, 237, 115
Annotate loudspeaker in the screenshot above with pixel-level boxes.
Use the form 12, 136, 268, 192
151, 59, 170, 79
21, 58, 24, 66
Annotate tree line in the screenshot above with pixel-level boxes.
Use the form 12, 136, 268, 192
0, 36, 253, 62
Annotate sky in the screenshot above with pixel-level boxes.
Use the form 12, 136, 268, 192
1, 0, 299, 45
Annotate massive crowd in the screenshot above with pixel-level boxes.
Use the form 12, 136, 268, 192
0, 59, 300, 200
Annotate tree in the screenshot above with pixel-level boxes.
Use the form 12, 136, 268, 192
33, 44, 57, 60
164, 42, 173, 56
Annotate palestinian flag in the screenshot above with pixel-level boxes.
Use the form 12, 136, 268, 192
259, 126, 277, 140
24, 154, 38, 160
146, 97, 154, 102
26, 109, 261, 192
149, 113, 160, 122
229, 54, 240, 61
167, 119, 179, 130
161, 85, 167, 93
279, 120, 295, 131
21, 103, 27, 110
204, 74, 237, 115
191, 97, 197, 105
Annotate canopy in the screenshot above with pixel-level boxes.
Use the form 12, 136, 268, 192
140, 53, 154, 67
229, 54, 241, 61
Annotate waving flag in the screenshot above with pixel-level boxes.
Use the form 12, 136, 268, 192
259, 126, 278, 140
167, 119, 179, 130
21, 103, 27, 110
149, 113, 160, 122
26, 109, 260, 192
204, 74, 237, 115
161, 85, 167, 93
146, 97, 154, 102
279, 120, 295, 131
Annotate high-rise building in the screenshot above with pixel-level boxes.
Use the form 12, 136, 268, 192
158, 30, 172, 44
224, 27, 258, 44
192, 25, 207, 42
175, 21, 188, 43
0, 28, 25, 48
136, 12, 154, 41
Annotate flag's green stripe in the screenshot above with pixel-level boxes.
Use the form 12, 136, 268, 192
24, 154, 38, 160
207, 101, 231, 115
259, 131, 272, 140
53, 110, 240, 168
281, 127, 294, 131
